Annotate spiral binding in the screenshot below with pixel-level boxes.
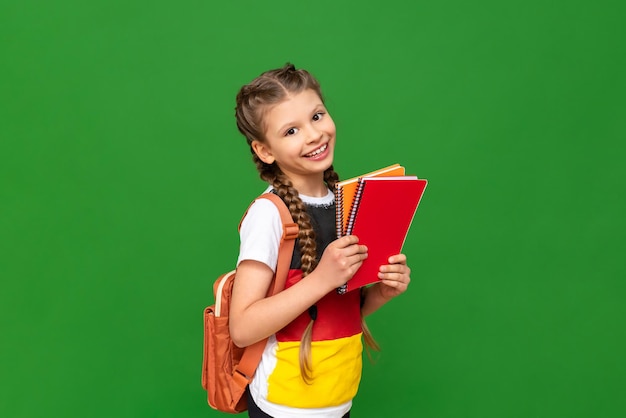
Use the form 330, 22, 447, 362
335, 184, 344, 238
345, 178, 366, 236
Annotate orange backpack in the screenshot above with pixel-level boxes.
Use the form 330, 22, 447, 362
202, 193, 298, 413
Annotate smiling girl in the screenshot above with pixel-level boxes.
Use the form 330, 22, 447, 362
230, 63, 412, 418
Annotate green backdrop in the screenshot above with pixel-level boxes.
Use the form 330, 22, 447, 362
2, 0, 625, 417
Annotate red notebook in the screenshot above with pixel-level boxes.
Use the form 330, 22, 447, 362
339, 176, 428, 293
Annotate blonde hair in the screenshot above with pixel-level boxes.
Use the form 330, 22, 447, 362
235, 63, 378, 383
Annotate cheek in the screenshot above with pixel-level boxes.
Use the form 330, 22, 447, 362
326, 119, 337, 137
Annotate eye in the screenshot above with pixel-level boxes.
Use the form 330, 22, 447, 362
312, 112, 324, 121
285, 127, 298, 136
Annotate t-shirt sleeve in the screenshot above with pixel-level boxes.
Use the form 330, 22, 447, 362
237, 198, 284, 273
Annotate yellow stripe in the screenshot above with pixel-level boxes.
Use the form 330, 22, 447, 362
267, 333, 363, 408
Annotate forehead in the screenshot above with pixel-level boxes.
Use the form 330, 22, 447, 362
263, 89, 324, 127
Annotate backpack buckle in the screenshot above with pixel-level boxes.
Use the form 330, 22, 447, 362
233, 368, 253, 386
283, 223, 299, 240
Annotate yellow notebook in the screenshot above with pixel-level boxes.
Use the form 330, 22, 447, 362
335, 164, 406, 237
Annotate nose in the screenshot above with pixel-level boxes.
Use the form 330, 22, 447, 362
305, 124, 323, 144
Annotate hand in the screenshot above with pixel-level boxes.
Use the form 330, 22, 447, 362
314, 235, 368, 290
377, 253, 411, 300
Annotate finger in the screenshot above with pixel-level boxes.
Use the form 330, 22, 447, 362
345, 244, 368, 257
380, 276, 410, 288
336, 235, 360, 248
378, 269, 405, 279
387, 253, 407, 264
378, 270, 410, 284
347, 251, 368, 266
379, 263, 408, 274
379, 278, 401, 288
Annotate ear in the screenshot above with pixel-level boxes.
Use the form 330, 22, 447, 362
251, 140, 275, 165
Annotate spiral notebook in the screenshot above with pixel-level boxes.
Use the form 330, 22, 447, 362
339, 176, 428, 293
335, 164, 406, 238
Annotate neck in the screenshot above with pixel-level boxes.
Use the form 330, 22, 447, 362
290, 175, 328, 197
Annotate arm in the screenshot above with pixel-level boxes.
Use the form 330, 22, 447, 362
230, 235, 368, 347
361, 253, 411, 317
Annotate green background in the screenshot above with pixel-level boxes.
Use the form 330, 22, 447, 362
2, 0, 625, 417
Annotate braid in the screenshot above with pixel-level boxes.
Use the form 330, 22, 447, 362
254, 154, 318, 276
324, 165, 339, 190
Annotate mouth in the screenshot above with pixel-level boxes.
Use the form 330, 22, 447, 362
304, 143, 328, 158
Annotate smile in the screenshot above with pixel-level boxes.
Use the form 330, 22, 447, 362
304, 144, 328, 158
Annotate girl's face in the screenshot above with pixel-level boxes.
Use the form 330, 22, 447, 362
252, 88, 336, 195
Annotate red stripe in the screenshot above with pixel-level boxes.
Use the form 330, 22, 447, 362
276, 269, 362, 342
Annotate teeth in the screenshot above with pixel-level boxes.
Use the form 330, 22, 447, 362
306, 144, 327, 157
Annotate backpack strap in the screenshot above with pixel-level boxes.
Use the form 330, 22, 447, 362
233, 192, 299, 388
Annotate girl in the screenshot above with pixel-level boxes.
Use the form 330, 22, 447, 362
231, 63, 411, 418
